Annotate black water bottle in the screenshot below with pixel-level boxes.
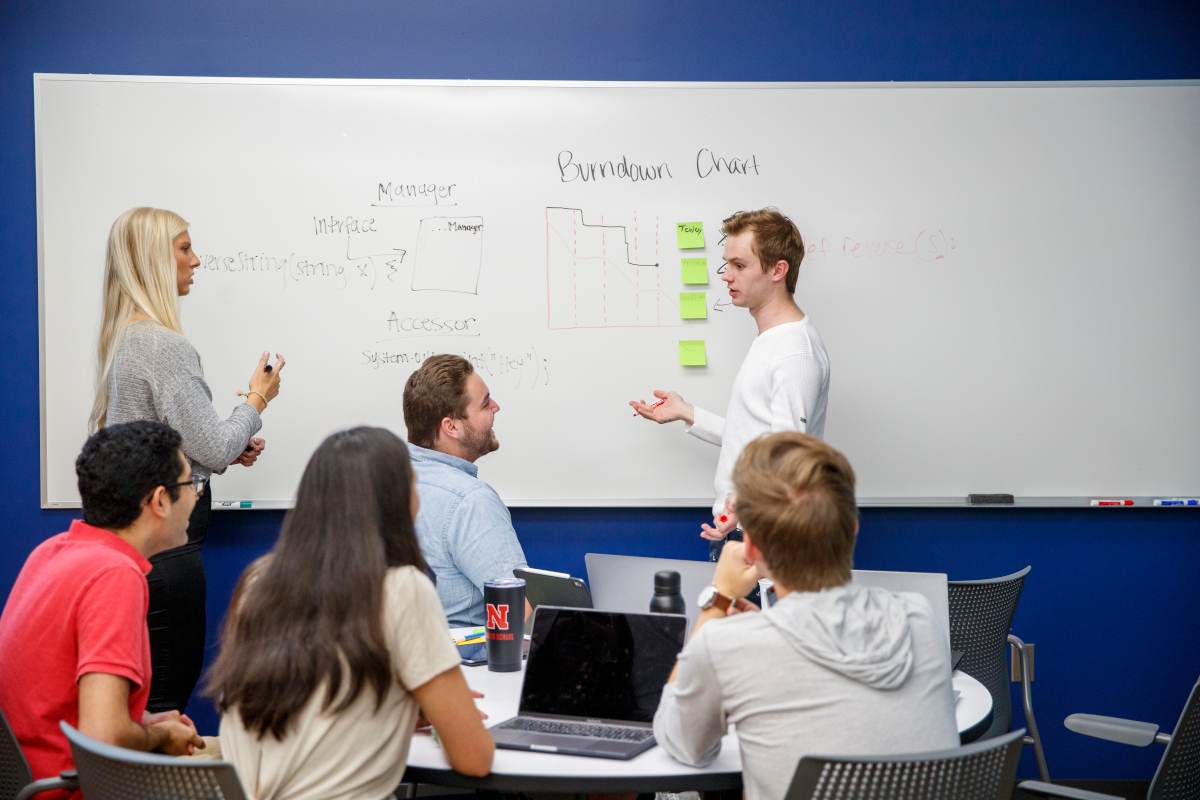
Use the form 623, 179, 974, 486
650, 570, 686, 615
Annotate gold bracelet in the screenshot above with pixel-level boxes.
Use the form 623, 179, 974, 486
236, 389, 268, 407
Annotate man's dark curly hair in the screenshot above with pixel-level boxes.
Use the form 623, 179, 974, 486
76, 421, 185, 529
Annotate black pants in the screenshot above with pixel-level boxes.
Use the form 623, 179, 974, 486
708, 528, 743, 561
145, 486, 210, 713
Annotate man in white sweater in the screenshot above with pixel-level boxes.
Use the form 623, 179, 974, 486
653, 433, 959, 800
630, 208, 829, 558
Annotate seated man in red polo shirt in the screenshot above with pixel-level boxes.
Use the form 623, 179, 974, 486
0, 420, 205, 790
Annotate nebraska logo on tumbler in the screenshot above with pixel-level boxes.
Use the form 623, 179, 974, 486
486, 603, 509, 630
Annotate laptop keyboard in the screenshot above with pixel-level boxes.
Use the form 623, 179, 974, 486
496, 717, 654, 742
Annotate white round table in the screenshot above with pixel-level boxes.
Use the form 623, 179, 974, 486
403, 657, 994, 793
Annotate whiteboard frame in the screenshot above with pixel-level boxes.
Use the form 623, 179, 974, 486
34, 74, 1200, 510
37, 497, 1192, 510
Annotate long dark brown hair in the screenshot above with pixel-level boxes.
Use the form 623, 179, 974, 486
205, 427, 428, 739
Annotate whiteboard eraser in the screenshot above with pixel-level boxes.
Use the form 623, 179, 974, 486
968, 494, 1014, 505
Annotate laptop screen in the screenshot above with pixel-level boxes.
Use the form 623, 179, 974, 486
520, 608, 687, 724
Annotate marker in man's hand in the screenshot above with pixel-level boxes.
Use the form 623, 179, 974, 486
264, 364, 273, 373
633, 400, 672, 419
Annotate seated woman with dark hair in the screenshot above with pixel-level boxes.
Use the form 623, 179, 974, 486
207, 427, 493, 800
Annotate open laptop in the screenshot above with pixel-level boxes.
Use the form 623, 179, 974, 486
764, 568, 953, 660
585, 553, 716, 631
513, 568, 593, 635
489, 607, 687, 759
587, 554, 950, 651
851, 569, 950, 644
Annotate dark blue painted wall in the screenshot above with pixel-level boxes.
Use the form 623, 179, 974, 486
3, 0, 1198, 782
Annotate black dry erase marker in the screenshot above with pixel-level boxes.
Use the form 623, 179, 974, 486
246, 362, 272, 449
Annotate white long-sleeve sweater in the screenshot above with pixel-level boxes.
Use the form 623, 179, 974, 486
687, 317, 830, 516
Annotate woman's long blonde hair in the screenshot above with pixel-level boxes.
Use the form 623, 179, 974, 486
90, 207, 190, 432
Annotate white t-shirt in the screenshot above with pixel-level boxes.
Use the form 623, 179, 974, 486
219, 566, 461, 800
688, 317, 830, 516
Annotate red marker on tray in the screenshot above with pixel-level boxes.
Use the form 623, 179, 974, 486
1091, 499, 1134, 506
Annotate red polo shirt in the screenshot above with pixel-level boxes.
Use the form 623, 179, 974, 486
0, 520, 153, 790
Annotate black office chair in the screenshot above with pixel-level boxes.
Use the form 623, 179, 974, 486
784, 728, 1026, 800
0, 707, 78, 800
61, 721, 246, 800
1019, 676, 1200, 800
948, 566, 1049, 782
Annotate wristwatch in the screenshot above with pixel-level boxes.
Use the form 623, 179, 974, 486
697, 584, 733, 612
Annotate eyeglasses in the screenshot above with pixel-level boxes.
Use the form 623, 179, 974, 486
165, 474, 209, 495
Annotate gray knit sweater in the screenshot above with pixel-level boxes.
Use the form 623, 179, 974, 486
106, 321, 262, 480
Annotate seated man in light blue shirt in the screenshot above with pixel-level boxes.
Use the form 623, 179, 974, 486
403, 354, 530, 627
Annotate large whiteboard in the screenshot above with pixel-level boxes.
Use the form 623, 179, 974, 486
37, 76, 1200, 507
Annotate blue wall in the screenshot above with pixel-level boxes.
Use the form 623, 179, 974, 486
3, 0, 1198, 782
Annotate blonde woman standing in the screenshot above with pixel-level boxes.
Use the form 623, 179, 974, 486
91, 207, 285, 714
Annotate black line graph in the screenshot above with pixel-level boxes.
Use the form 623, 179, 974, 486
545, 207, 681, 329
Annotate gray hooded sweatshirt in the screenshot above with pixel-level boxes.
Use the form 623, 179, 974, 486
653, 582, 960, 800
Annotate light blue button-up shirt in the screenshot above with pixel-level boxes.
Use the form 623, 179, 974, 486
409, 443, 528, 627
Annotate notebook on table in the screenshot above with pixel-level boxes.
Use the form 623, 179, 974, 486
489, 607, 687, 760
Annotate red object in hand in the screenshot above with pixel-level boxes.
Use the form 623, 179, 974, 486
632, 398, 667, 417
719, 515, 728, 523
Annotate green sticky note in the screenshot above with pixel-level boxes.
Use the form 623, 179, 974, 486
679, 340, 707, 366
681, 258, 708, 284
676, 222, 704, 249
680, 292, 707, 319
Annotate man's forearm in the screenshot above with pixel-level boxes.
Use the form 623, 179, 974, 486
667, 607, 726, 683
138, 721, 175, 752
103, 719, 172, 753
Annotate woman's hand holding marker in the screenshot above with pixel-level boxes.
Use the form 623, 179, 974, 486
235, 437, 266, 466
238, 351, 285, 413
249, 351, 285, 402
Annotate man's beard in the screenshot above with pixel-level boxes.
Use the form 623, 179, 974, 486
461, 419, 499, 460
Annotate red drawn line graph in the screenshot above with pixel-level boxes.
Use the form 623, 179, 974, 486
545, 207, 681, 330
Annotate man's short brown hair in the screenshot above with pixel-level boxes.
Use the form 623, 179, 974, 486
721, 208, 806, 295
403, 355, 474, 449
733, 432, 858, 590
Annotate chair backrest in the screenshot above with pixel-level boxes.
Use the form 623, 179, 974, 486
0, 707, 33, 800
947, 566, 1030, 738
785, 728, 1025, 800
60, 722, 246, 800
1149, 677, 1200, 800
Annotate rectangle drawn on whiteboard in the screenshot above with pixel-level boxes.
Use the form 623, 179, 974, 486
411, 216, 484, 294
546, 207, 681, 329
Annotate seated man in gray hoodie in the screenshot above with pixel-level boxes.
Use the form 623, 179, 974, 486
653, 432, 959, 800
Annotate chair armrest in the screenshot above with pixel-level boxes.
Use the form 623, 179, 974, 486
1018, 780, 1125, 800
15, 771, 81, 800
1065, 713, 1160, 746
